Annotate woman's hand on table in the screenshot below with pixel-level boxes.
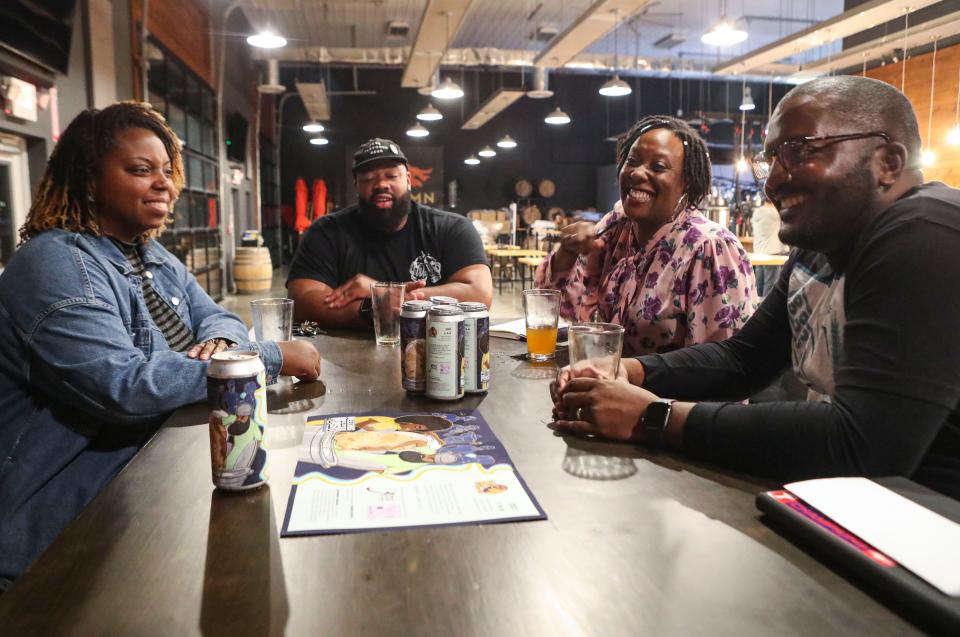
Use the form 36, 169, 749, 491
187, 338, 231, 361
549, 377, 658, 442
278, 340, 321, 381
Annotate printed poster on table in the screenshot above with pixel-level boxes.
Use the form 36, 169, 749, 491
281, 410, 546, 536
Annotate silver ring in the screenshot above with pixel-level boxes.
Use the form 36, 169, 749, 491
576, 407, 585, 421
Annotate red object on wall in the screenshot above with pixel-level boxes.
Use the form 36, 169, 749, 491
311, 179, 327, 225
295, 177, 307, 225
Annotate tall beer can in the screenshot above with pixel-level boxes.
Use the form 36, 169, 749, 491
459, 302, 490, 394
426, 305, 465, 400
400, 300, 432, 393
207, 351, 269, 490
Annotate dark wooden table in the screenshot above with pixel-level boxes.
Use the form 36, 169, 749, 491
0, 333, 920, 636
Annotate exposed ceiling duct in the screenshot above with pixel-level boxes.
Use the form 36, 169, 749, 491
527, 66, 553, 99
461, 89, 525, 130
713, 0, 942, 75
401, 0, 476, 89
296, 81, 331, 122
533, 0, 653, 69
257, 59, 284, 94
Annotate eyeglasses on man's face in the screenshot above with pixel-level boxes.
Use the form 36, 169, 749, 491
751, 132, 891, 180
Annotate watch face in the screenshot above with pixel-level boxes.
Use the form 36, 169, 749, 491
644, 400, 672, 430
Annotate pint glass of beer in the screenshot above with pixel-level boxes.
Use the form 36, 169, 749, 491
522, 289, 561, 361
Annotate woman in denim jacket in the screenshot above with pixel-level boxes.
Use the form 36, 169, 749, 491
0, 102, 320, 586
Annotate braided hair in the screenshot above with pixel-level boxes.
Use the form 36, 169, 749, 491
615, 115, 712, 209
19, 101, 184, 244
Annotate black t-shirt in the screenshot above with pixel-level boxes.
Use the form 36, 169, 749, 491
638, 182, 960, 498
287, 202, 488, 288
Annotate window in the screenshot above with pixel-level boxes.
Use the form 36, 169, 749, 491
147, 39, 224, 300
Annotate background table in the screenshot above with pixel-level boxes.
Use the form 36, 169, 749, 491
0, 333, 921, 636
488, 249, 548, 291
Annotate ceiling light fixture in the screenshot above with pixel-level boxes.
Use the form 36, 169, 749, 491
247, 31, 287, 49
701, 1, 747, 47
432, 77, 464, 100
496, 135, 518, 149
527, 67, 554, 99
544, 107, 571, 125
739, 86, 755, 111
406, 122, 430, 137
309, 136, 329, 145
464, 155, 481, 165
599, 9, 631, 97
416, 104, 443, 121
302, 121, 325, 133
478, 145, 497, 158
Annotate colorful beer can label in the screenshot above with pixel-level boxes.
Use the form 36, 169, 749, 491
208, 368, 269, 490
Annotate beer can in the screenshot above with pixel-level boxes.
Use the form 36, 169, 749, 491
207, 351, 269, 490
459, 302, 490, 394
429, 295, 459, 306
400, 300, 432, 393
426, 305, 465, 400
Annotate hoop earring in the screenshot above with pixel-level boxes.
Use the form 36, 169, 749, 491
671, 193, 688, 219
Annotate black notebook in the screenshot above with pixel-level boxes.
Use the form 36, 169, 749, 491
757, 477, 960, 635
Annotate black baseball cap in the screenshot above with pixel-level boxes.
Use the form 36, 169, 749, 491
352, 138, 408, 173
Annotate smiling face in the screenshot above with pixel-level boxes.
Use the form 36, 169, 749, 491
355, 159, 412, 232
618, 128, 686, 230
763, 98, 884, 260
93, 127, 177, 242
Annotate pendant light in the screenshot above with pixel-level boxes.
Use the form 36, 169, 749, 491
416, 104, 443, 121
922, 37, 938, 167
406, 122, 430, 138
497, 135, 518, 149
464, 155, 480, 165
478, 146, 497, 158
309, 136, 329, 145
599, 9, 631, 97
701, 1, 747, 47
544, 107, 571, 125
302, 121, 325, 133
247, 31, 287, 49
739, 86, 755, 111
431, 12, 464, 100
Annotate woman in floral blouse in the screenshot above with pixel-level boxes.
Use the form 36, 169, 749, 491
535, 115, 758, 355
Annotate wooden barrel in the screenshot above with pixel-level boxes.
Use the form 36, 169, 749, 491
233, 247, 273, 294
521, 205, 541, 226
514, 179, 534, 198
538, 179, 556, 198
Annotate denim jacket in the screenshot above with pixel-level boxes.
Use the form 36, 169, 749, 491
0, 230, 281, 580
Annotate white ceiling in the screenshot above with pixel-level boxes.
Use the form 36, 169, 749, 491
239, 0, 853, 76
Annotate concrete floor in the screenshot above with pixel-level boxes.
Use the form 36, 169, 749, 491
220, 266, 525, 328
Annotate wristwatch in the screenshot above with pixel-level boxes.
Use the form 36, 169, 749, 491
641, 399, 676, 448
358, 298, 374, 327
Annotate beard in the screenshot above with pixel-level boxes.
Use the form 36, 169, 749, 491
358, 191, 412, 232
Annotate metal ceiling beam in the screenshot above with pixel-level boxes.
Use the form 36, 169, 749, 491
713, 0, 942, 75
461, 89, 526, 130
533, 0, 653, 69
401, 0, 476, 89
789, 9, 960, 80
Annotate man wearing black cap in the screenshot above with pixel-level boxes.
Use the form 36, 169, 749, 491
288, 138, 492, 328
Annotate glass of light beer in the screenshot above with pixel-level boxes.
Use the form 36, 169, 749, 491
522, 289, 561, 361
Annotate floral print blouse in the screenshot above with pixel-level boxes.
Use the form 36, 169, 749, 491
534, 207, 759, 356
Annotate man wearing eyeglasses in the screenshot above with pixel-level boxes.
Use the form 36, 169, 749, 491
551, 75, 960, 499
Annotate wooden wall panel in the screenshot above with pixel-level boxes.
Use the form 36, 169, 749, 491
867, 43, 960, 186
132, 0, 213, 89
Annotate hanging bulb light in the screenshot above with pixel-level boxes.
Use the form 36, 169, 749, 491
416, 104, 443, 121
544, 108, 571, 125
497, 135, 518, 149
247, 31, 287, 49
921, 149, 936, 167
701, 1, 747, 46
599, 9, 632, 97
739, 86, 755, 111
432, 77, 464, 100
947, 124, 960, 146
478, 146, 497, 158
736, 156, 749, 172
464, 155, 481, 165
302, 121, 325, 133
406, 122, 429, 137
309, 136, 329, 146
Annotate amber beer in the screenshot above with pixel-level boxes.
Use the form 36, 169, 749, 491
521, 289, 561, 361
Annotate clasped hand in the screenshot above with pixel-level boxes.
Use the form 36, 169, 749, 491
324, 274, 427, 309
549, 359, 658, 443
558, 221, 605, 257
